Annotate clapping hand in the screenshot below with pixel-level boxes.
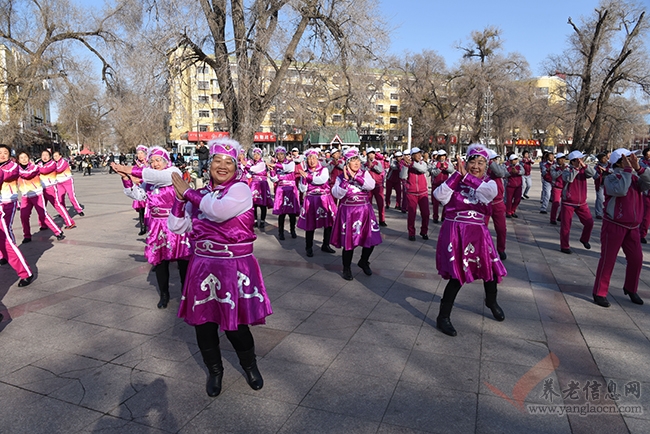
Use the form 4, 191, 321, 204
171, 172, 190, 200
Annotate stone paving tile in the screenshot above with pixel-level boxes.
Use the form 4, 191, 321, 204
179, 390, 296, 434
401, 350, 480, 393
350, 319, 421, 350
475, 394, 572, 434
383, 381, 477, 433
292, 312, 364, 340
329, 341, 411, 380
80, 415, 170, 434
264, 333, 347, 367
481, 335, 551, 367
278, 406, 380, 433
300, 368, 398, 422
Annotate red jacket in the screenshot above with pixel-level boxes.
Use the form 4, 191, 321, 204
561, 165, 595, 206
603, 167, 650, 229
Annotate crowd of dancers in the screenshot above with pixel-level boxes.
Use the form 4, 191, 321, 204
106, 139, 648, 398
0, 145, 84, 288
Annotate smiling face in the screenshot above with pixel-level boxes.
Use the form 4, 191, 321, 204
41, 151, 51, 163
136, 150, 146, 162
210, 154, 237, 185
18, 153, 29, 165
149, 156, 167, 170
307, 154, 319, 169
276, 152, 286, 162
53, 151, 62, 161
467, 156, 487, 178
0, 147, 9, 163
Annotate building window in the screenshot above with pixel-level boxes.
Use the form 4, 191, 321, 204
197, 66, 209, 74
390, 93, 399, 100
389, 117, 398, 124
376, 104, 384, 112
198, 95, 209, 104
211, 79, 219, 88
199, 125, 208, 132
375, 92, 385, 100
389, 105, 398, 113
198, 81, 209, 90
198, 110, 210, 118
332, 114, 342, 122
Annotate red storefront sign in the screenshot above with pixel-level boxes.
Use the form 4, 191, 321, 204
254, 132, 277, 142
187, 131, 277, 142
449, 135, 457, 144
515, 139, 540, 146
187, 131, 230, 141
436, 135, 446, 144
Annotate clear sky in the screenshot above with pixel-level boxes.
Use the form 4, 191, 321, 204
377, 0, 623, 76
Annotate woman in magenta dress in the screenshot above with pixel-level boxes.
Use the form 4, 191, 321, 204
132, 145, 149, 235
111, 147, 191, 309
433, 143, 507, 337
269, 146, 300, 240
297, 148, 337, 257
245, 147, 273, 229
168, 138, 272, 397
330, 147, 382, 280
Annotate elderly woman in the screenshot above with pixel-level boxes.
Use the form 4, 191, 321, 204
269, 146, 300, 240
433, 144, 508, 336
38, 150, 76, 230
331, 147, 382, 280
167, 139, 273, 397
131, 145, 149, 236
297, 148, 337, 257
111, 147, 191, 309
245, 147, 273, 229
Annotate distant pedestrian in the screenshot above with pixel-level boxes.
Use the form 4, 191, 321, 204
505, 154, 524, 218
539, 152, 554, 214
521, 150, 534, 199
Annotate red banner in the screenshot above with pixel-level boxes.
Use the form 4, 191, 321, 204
449, 135, 457, 144
187, 131, 277, 143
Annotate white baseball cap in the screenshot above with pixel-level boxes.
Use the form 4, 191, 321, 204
608, 148, 632, 166
431, 150, 439, 156
394, 151, 403, 157
292, 147, 299, 152
410, 147, 421, 154
366, 147, 375, 153
555, 152, 566, 159
437, 150, 447, 156
487, 149, 498, 160
567, 150, 585, 160
509, 154, 519, 161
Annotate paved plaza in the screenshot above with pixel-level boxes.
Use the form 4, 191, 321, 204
0, 168, 649, 434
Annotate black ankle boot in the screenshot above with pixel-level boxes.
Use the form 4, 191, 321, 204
236, 348, 263, 390
157, 290, 170, 309
484, 282, 505, 321
290, 228, 297, 239
437, 301, 457, 336
278, 230, 285, 240
201, 348, 224, 397
342, 267, 353, 281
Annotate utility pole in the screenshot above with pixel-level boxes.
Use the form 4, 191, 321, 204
407, 117, 413, 149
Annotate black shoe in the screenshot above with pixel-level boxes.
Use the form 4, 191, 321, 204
595, 215, 602, 220
18, 275, 35, 287
561, 248, 572, 254
55, 233, 65, 241
342, 267, 353, 281
394, 205, 400, 209
408, 235, 416, 241
39, 226, 48, 231
550, 221, 557, 225
401, 209, 406, 214
593, 295, 610, 308
421, 233, 428, 240
0, 258, 7, 266
506, 214, 512, 218
436, 316, 457, 337
259, 221, 266, 229
306, 247, 314, 257
138, 228, 147, 236
486, 302, 505, 321
498, 251, 507, 261
290, 229, 297, 239
512, 213, 518, 218
206, 367, 224, 397
157, 292, 170, 309
78, 212, 85, 217
433, 219, 439, 224
237, 349, 264, 391
540, 210, 548, 214
357, 260, 372, 276
624, 289, 644, 305
278, 231, 285, 240
523, 195, 529, 199
379, 221, 387, 227
581, 241, 591, 250
641, 238, 647, 244
22, 237, 32, 244
253, 221, 259, 228
321, 245, 335, 254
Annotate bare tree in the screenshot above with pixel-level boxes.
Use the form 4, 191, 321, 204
149, 0, 387, 147
0, 0, 128, 145
546, 0, 650, 151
